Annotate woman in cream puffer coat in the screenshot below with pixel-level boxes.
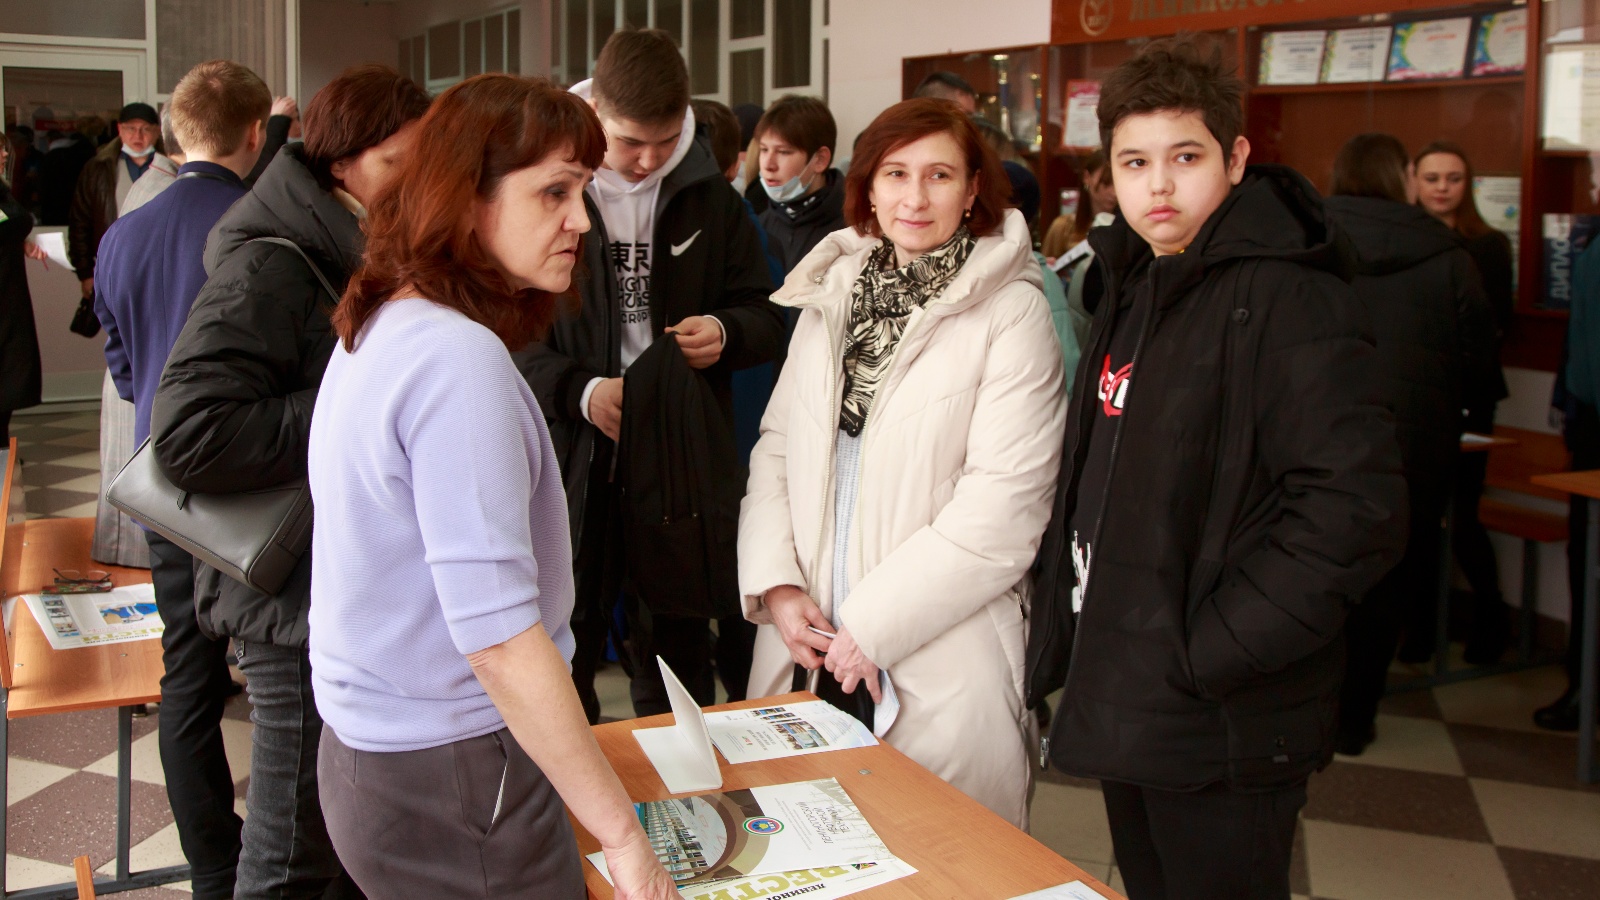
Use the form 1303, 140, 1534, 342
739, 114, 1067, 828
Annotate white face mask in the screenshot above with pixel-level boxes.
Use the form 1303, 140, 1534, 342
121, 143, 154, 159
763, 165, 815, 204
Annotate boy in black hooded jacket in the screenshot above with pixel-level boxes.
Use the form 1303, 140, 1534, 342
1026, 36, 1407, 900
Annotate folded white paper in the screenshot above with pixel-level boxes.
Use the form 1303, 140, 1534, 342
1008, 881, 1109, 900
632, 655, 723, 794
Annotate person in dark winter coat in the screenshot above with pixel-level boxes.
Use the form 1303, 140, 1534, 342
515, 30, 783, 723
0, 156, 44, 443
1414, 140, 1515, 665
1027, 38, 1406, 900
1324, 133, 1498, 756
754, 95, 846, 274
93, 63, 273, 900
69, 103, 162, 303
151, 65, 429, 900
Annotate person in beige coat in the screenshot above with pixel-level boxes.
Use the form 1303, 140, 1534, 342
738, 99, 1067, 830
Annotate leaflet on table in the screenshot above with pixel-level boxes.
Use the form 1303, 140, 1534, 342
1257, 30, 1325, 86
586, 857, 919, 900
628, 778, 893, 885
1007, 881, 1110, 900
1387, 18, 1472, 81
704, 700, 877, 764
1321, 26, 1392, 83
1470, 8, 1527, 76
22, 584, 163, 650
1061, 80, 1101, 150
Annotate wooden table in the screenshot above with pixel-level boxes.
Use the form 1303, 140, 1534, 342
1529, 469, 1600, 784
575, 692, 1122, 900
1, 450, 184, 899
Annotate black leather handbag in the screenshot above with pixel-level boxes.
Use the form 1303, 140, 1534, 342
103, 237, 336, 594
69, 296, 101, 337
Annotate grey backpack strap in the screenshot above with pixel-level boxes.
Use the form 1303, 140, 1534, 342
246, 236, 342, 303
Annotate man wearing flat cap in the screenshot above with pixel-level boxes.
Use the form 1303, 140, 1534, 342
69, 101, 164, 303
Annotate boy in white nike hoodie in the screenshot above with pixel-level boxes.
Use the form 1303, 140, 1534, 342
518, 28, 784, 722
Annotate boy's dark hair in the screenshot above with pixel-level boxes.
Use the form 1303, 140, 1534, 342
755, 95, 836, 158
593, 28, 690, 125
913, 71, 977, 105
691, 99, 741, 174
1097, 34, 1244, 162
1332, 132, 1410, 205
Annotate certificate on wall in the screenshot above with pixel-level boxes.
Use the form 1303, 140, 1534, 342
1387, 18, 1472, 81
1322, 26, 1392, 83
1061, 80, 1101, 150
1541, 45, 1600, 150
1473, 176, 1521, 236
1470, 9, 1528, 76
1258, 30, 1326, 85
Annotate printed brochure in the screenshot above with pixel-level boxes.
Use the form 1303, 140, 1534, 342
704, 700, 877, 764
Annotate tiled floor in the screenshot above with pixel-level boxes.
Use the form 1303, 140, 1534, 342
7, 406, 1600, 899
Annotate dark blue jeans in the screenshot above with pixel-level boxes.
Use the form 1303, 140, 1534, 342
234, 640, 363, 900
146, 532, 241, 899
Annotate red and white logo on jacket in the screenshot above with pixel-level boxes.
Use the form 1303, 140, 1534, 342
1098, 356, 1132, 417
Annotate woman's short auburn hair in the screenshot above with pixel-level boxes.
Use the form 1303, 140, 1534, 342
302, 64, 430, 191
333, 75, 607, 352
844, 98, 1011, 239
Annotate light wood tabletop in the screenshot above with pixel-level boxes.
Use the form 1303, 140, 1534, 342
1531, 469, 1600, 501
576, 691, 1121, 900
1, 517, 162, 718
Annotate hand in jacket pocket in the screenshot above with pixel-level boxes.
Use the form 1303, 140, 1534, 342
765, 584, 834, 670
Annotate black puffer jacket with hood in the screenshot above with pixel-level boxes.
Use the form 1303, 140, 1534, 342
150, 145, 360, 647
758, 168, 846, 273
1026, 165, 1407, 792
1323, 195, 1498, 496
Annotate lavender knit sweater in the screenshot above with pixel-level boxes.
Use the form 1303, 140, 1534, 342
307, 298, 576, 752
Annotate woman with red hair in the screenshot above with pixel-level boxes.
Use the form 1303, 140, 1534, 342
738, 98, 1067, 828
306, 75, 674, 899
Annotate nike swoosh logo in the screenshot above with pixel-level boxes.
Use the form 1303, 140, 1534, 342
670, 231, 701, 256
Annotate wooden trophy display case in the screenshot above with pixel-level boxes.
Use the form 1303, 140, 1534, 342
904, 0, 1600, 371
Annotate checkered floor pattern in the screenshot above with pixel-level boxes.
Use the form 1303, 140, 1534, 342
7, 406, 1600, 899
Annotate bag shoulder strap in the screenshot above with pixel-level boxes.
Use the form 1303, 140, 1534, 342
245, 236, 341, 303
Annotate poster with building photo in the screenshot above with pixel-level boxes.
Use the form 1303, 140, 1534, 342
621, 778, 893, 886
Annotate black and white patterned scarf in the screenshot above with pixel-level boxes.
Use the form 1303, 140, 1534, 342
838, 227, 975, 436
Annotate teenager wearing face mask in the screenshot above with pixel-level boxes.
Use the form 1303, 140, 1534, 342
755, 95, 847, 274
69, 102, 162, 305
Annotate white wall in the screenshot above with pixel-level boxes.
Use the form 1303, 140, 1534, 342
827, 0, 1051, 158
26, 227, 107, 401
300, 0, 399, 102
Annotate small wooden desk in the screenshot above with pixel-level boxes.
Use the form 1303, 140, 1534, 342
1529, 470, 1600, 784
576, 692, 1122, 900
2, 442, 186, 898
